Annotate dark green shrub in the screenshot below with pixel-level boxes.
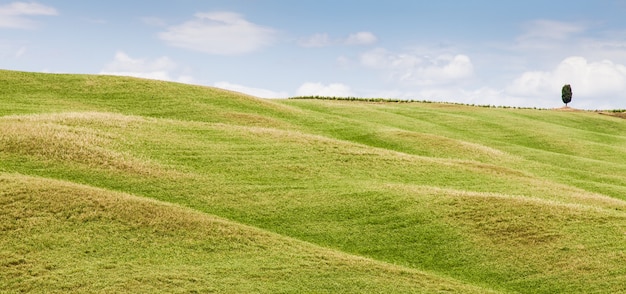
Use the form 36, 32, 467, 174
562, 84, 572, 106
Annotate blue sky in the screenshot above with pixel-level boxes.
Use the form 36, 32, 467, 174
3, 1, 626, 109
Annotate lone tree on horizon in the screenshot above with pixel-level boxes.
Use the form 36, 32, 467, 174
562, 84, 572, 107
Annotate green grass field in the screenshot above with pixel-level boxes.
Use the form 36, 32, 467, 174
2, 69, 626, 293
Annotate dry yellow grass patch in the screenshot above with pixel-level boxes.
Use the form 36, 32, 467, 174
0, 112, 181, 178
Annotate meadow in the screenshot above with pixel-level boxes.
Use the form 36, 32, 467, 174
1, 69, 626, 293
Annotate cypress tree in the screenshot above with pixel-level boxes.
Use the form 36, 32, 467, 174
562, 84, 572, 107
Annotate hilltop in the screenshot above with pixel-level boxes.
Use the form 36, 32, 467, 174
2, 70, 626, 293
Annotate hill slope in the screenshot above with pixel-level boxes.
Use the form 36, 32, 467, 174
2, 173, 491, 293
2, 70, 626, 293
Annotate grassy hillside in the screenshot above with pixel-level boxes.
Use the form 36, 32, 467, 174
2, 70, 626, 293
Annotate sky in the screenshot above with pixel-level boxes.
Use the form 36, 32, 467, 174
3, 0, 626, 109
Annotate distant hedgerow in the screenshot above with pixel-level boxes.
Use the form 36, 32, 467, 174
288, 96, 548, 110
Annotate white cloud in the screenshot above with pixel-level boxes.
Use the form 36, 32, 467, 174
506, 56, 626, 109
419, 87, 529, 107
360, 48, 474, 86
296, 82, 355, 97
416, 55, 474, 85
0, 1, 57, 29
100, 51, 194, 84
159, 11, 276, 55
214, 81, 289, 98
298, 31, 377, 48
298, 33, 331, 48
345, 31, 377, 45
360, 48, 419, 69
359, 86, 524, 107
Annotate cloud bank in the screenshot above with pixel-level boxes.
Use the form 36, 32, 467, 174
100, 51, 194, 84
345, 32, 377, 45
360, 48, 475, 86
296, 82, 355, 97
214, 81, 289, 98
159, 12, 276, 55
506, 56, 626, 109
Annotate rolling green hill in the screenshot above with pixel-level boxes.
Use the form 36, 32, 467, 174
2, 69, 626, 293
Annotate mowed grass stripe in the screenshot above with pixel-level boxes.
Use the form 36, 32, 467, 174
279, 99, 626, 200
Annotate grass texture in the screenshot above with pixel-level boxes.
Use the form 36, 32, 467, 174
1, 70, 626, 293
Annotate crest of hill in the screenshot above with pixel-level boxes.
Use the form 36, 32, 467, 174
0, 69, 300, 128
